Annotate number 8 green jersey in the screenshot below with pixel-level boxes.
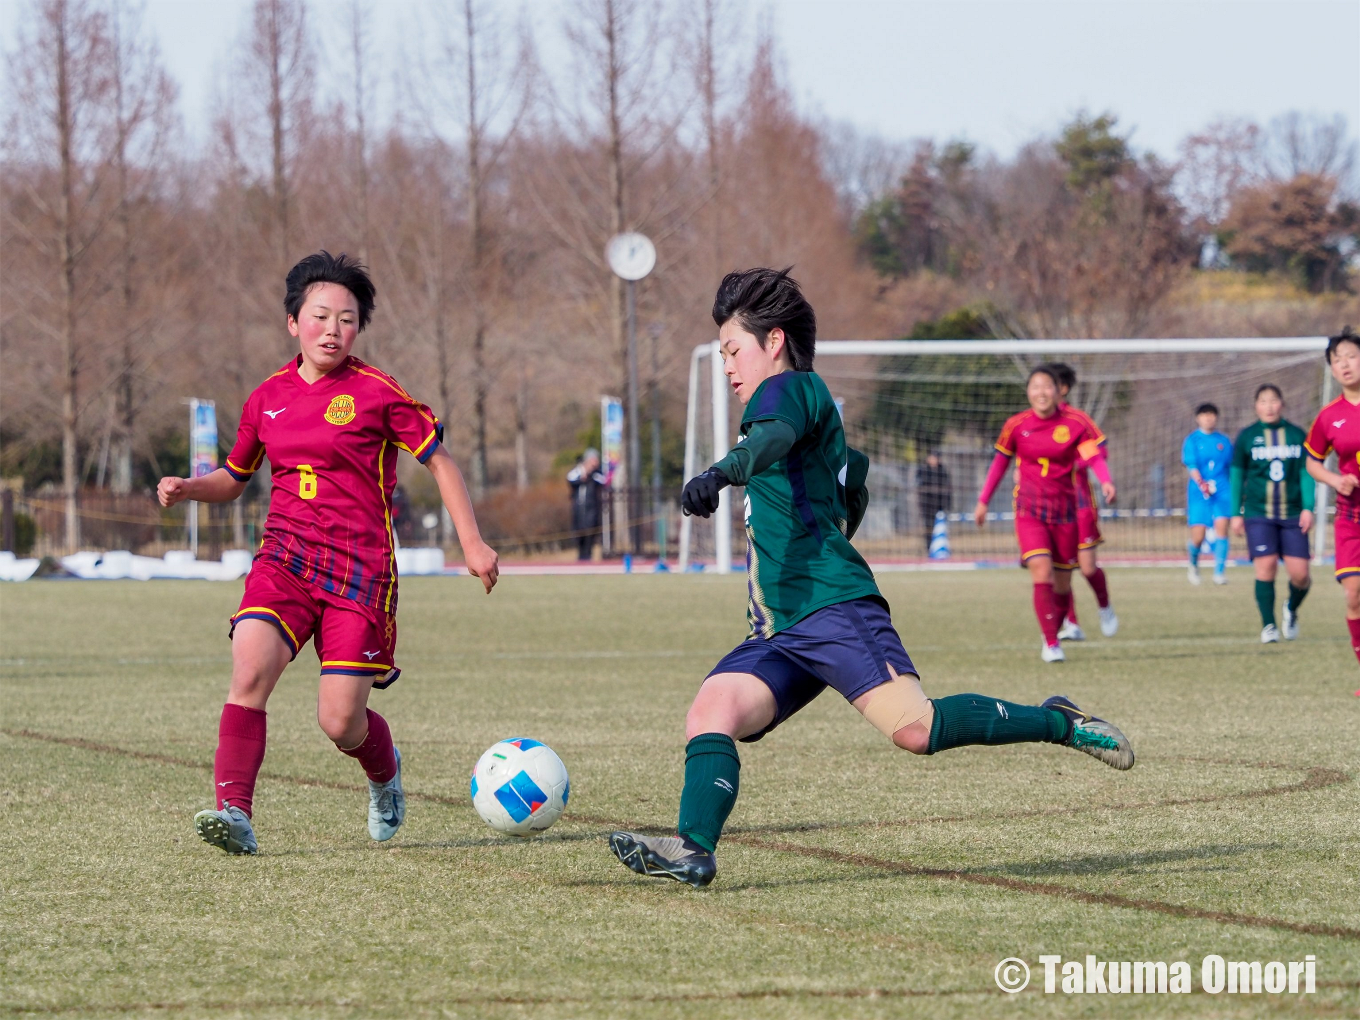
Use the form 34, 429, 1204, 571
733, 371, 880, 638
1230, 419, 1313, 520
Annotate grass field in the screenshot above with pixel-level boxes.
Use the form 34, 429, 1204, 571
2, 568, 1358, 1019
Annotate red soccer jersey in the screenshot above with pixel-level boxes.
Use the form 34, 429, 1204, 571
1061, 403, 1102, 510
1305, 395, 1360, 524
994, 407, 1105, 522
225, 356, 442, 612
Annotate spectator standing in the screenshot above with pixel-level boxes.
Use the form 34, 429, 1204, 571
568, 448, 607, 560
916, 452, 952, 551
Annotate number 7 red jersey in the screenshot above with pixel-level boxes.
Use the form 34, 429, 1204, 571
224, 355, 442, 612
994, 407, 1105, 522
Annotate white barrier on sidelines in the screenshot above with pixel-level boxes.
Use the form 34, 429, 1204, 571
395, 547, 446, 576
0, 551, 41, 581
2, 546, 445, 581
52, 549, 254, 581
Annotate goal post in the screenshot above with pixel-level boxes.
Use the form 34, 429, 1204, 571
679, 337, 1332, 572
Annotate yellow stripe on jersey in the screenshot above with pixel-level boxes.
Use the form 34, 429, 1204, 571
376, 439, 396, 614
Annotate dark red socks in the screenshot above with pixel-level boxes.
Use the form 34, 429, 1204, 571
338, 708, 398, 784
1348, 618, 1360, 666
215, 704, 267, 816
1086, 567, 1110, 608
1033, 583, 1061, 645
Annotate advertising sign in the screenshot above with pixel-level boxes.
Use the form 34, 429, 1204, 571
189, 399, 218, 478
601, 396, 624, 486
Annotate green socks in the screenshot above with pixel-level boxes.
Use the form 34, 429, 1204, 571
1255, 579, 1276, 627
927, 694, 1070, 754
1287, 582, 1309, 613
677, 733, 740, 852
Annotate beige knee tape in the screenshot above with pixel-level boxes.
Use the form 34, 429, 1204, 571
862, 673, 933, 738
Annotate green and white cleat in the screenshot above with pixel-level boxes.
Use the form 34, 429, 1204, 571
1042, 695, 1135, 771
1281, 606, 1299, 640
368, 747, 405, 842
194, 802, 258, 855
1261, 624, 1280, 644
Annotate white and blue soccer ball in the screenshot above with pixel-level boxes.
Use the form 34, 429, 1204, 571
470, 738, 569, 836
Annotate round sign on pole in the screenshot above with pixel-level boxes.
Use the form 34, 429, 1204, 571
606, 232, 656, 281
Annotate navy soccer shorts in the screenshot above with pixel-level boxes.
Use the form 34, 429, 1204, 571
1244, 517, 1311, 561
705, 597, 917, 743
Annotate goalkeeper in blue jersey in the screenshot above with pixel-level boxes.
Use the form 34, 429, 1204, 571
608, 268, 1135, 889
1182, 403, 1234, 585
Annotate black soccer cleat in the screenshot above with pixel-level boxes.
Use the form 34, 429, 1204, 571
1042, 695, 1135, 771
610, 831, 716, 888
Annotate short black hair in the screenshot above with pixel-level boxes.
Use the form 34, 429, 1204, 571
1254, 383, 1283, 402
1027, 364, 1060, 389
1326, 325, 1360, 364
1195, 402, 1219, 416
1046, 361, 1077, 392
284, 251, 376, 332
712, 267, 816, 371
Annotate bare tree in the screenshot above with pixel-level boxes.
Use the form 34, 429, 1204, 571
244, 0, 313, 282
106, 0, 177, 494
4, 0, 118, 550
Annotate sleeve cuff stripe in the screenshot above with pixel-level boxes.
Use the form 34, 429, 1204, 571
414, 433, 439, 462
1304, 442, 1328, 459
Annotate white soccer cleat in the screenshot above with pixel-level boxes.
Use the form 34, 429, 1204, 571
1260, 624, 1280, 644
1187, 565, 1201, 585
1099, 606, 1118, 637
1212, 571, 1228, 585
368, 747, 406, 842
1282, 606, 1299, 640
1057, 619, 1085, 641
194, 802, 258, 855
1041, 642, 1065, 663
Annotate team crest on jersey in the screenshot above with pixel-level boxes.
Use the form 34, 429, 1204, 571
1052, 424, 1071, 443
324, 394, 357, 425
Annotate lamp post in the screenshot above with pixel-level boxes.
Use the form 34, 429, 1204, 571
605, 232, 656, 554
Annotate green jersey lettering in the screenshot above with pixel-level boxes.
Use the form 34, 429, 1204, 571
1230, 419, 1312, 520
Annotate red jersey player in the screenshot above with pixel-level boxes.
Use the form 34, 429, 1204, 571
157, 252, 499, 854
1304, 327, 1360, 674
1046, 363, 1119, 640
973, 366, 1113, 662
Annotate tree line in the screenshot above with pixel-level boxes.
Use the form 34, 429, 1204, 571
3, 0, 1358, 553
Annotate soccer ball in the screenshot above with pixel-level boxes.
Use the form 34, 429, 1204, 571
470, 738, 569, 836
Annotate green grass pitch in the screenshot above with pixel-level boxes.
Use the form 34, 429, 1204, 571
2, 569, 1357, 1019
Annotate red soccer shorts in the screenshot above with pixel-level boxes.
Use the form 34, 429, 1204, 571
1015, 514, 1078, 570
230, 559, 401, 688
1335, 516, 1360, 584
1077, 506, 1103, 550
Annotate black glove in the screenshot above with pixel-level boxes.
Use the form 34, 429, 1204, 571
681, 468, 729, 518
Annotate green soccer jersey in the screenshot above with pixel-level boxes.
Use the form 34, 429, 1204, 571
1230, 419, 1313, 520
724, 370, 880, 638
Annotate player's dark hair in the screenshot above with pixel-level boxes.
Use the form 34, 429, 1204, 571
1027, 365, 1060, 389
1195, 402, 1219, 416
284, 251, 376, 332
712, 267, 816, 371
1325, 325, 1360, 364
1254, 383, 1283, 402
1046, 361, 1077, 392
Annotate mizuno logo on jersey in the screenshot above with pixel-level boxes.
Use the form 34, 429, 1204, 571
363, 650, 381, 660
264, 408, 286, 419
1335, 420, 1347, 428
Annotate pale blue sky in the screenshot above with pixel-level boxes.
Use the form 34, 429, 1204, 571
3, 0, 1357, 160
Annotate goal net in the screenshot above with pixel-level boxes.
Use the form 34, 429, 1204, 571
679, 338, 1331, 572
